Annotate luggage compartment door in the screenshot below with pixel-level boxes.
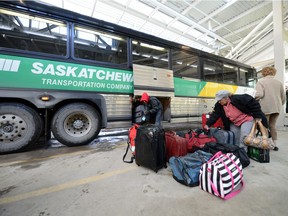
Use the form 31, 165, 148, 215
133, 64, 174, 97
133, 64, 174, 122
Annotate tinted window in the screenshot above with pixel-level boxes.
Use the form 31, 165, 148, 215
172, 49, 199, 79
0, 9, 67, 56
223, 64, 237, 84
203, 60, 223, 82
132, 40, 169, 69
74, 25, 128, 65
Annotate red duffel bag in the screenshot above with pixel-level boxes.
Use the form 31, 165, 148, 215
185, 129, 216, 153
165, 131, 188, 162
202, 113, 224, 129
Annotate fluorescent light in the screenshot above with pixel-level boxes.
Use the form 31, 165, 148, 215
0, 9, 65, 26
23, 30, 57, 39
0, 26, 12, 30
204, 67, 214, 71
75, 27, 123, 41
132, 41, 165, 51
0, 9, 30, 19
240, 69, 248, 72
223, 64, 234, 69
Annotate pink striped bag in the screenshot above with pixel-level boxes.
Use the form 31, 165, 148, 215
199, 151, 244, 200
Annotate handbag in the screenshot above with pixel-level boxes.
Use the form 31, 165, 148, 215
244, 121, 275, 150
199, 151, 244, 200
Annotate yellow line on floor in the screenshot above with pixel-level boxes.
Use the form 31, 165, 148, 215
0, 166, 136, 205
0, 143, 127, 167
0, 150, 92, 167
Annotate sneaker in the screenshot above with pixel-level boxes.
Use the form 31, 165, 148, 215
273, 146, 279, 151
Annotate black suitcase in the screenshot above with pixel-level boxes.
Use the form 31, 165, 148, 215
202, 142, 250, 168
135, 124, 166, 172
134, 104, 150, 124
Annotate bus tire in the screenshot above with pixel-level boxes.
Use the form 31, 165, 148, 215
0, 103, 43, 153
51, 103, 101, 147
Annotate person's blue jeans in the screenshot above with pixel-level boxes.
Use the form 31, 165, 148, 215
155, 108, 163, 126
229, 119, 254, 151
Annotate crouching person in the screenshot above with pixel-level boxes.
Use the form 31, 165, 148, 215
140, 92, 163, 126
203, 90, 268, 152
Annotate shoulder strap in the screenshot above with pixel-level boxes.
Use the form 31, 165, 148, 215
122, 140, 135, 163
122, 124, 139, 163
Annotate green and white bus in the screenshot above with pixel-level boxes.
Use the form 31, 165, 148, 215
0, 0, 256, 153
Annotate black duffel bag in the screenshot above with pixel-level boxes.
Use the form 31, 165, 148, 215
202, 142, 250, 168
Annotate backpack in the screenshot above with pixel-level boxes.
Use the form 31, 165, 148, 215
134, 104, 150, 124
122, 124, 139, 163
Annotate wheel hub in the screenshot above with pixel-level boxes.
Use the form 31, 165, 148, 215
0, 114, 26, 141
63, 113, 91, 137
73, 120, 84, 129
2, 124, 14, 133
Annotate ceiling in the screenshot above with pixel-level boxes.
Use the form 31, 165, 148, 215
38, 0, 288, 70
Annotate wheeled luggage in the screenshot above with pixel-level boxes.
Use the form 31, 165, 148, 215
169, 150, 213, 187
134, 104, 150, 125
202, 142, 250, 168
247, 146, 270, 163
185, 129, 216, 153
208, 128, 235, 145
165, 131, 188, 162
135, 124, 166, 172
202, 113, 224, 129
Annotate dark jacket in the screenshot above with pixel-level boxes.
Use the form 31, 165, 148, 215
206, 94, 268, 130
149, 96, 163, 114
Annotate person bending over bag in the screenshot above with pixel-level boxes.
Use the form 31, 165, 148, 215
140, 92, 163, 126
203, 90, 268, 152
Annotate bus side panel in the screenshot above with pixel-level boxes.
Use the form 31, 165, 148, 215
0, 89, 108, 128
101, 94, 132, 129
170, 97, 215, 123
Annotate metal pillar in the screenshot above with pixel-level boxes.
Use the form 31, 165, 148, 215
273, 0, 286, 128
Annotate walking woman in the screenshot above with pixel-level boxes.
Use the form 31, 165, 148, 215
255, 66, 286, 151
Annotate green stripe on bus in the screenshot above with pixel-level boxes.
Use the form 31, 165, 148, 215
0, 54, 133, 93
174, 77, 206, 97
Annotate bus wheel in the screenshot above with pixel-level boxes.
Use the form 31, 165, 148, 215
0, 103, 43, 153
51, 103, 101, 147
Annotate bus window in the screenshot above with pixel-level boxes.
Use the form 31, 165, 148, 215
0, 9, 67, 56
223, 64, 237, 84
203, 60, 223, 82
132, 40, 169, 69
172, 49, 199, 79
74, 26, 128, 65
239, 68, 255, 87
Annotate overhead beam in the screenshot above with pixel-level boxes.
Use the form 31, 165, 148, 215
226, 11, 273, 59
141, 0, 233, 47
231, 23, 273, 59
104, 0, 217, 51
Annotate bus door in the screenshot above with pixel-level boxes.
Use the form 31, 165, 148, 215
133, 64, 174, 123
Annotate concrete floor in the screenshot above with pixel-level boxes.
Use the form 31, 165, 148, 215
0, 127, 288, 216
